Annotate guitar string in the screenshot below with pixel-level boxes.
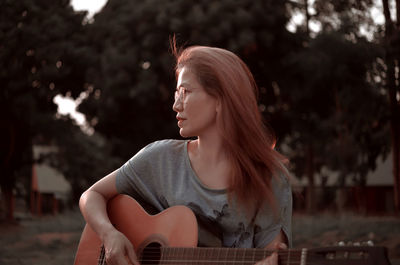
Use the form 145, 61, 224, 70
96, 251, 313, 264
97, 258, 316, 265
139, 248, 308, 253
131, 250, 320, 259
100, 253, 318, 263
132, 248, 322, 258
98, 245, 106, 265
128, 253, 325, 262
98, 259, 323, 265
96, 246, 317, 264
97, 247, 369, 263
96, 250, 366, 265
136, 252, 307, 258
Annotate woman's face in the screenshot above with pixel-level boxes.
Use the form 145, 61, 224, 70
172, 67, 218, 138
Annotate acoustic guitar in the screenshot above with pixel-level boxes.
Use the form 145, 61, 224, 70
74, 194, 392, 265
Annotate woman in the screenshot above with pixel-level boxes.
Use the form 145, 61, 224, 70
79, 45, 292, 265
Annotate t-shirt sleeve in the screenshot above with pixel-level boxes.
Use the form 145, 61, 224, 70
115, 141, 169, 211
253, 175, 292, 248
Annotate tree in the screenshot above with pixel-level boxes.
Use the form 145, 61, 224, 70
282, 0, 390, 212
381, 0, 400, 212
0, 0, 89, 219
79, 0, 300, 161
45, 117, 122, 203
77, 0, 395, 214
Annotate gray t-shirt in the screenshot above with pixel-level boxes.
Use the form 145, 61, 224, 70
116, 139, 292, 248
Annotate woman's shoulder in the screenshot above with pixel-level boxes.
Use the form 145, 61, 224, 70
145, 139, 186, 150
138, 139, 187, 157
126, 139, 187, 168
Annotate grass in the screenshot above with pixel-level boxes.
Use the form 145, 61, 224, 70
1, 209, 399, 264
292, 212, 400, 263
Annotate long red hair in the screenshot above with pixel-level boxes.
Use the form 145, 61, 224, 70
173, 44, 289, 213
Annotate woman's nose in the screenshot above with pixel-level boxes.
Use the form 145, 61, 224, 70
172, 97, 183, 112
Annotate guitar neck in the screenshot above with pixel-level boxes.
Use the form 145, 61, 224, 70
142, 245, 391, 265
158, 247, 301, 264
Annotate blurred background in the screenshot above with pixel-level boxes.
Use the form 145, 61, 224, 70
1, 0, 399, 264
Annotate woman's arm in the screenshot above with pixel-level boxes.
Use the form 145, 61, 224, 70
79, 170, 139, 265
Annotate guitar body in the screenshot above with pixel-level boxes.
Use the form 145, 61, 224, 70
74, 194, 392, 265
74, 194, 198, 265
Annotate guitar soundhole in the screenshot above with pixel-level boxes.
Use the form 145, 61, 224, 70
141, 242, 162, 265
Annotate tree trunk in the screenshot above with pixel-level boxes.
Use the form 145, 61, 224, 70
306, 143, 315, 213
396, 0, 400, 26
382, 0, 400, 213
304, 0, 310, 35
1, 186, 15, 221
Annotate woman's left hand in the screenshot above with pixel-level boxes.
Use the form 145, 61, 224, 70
254, 242, 287, 265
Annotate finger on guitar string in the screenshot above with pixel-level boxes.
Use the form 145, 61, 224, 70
253, 237, 287, 265
103, 229, 140, 265
254, 252, 278, 265
126, 243, 140, 265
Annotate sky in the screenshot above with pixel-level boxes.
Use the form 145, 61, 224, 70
70, 0, 107, 16
53, 1, 107, 128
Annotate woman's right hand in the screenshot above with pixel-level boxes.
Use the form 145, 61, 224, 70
103, 229, 140, 265
79, 171, 140, 264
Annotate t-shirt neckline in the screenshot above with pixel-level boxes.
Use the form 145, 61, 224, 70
183, 140, 227, 194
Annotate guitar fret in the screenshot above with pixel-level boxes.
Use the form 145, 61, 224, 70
241, 248, 246, 265
159, 247, 164, 265
205, 248, 209, 264
243, 248, 252, 265
224, 248, 229, 264
172, 247, 178, 263
300, 248, 307, 265
182, 248, 187, 264
172, 248, 177, 265
233, 248, 237, 262
165, 247, 170, 263
210, 248, 216, 263
166, 247, 171, 265
189, 247, 194, 264
191, 247, 197, 265
203, 248, 209, 265
168, 247, 173, 263
182, 248, 189, 264
197, 247, 201, 265
208, 248, 213, 264
198, 248, 203, 265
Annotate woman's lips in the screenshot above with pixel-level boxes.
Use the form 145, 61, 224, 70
177, 117, 186, 127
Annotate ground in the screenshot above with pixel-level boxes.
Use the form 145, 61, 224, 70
0, 209, 399, 264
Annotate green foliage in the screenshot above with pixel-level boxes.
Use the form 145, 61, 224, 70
49, 117, 122, 202
77, 0, 392, 190
281, 4, 390, 185
79, 0, 299, 160
1, 0, 395, 211
0, 0, 90, 202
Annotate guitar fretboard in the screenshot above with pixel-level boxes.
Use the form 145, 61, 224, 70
140, 247, 307, 265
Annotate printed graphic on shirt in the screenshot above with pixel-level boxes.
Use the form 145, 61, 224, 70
187, 202, 224, 241
229, 222, 252, 247
213, 204, 230, 222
